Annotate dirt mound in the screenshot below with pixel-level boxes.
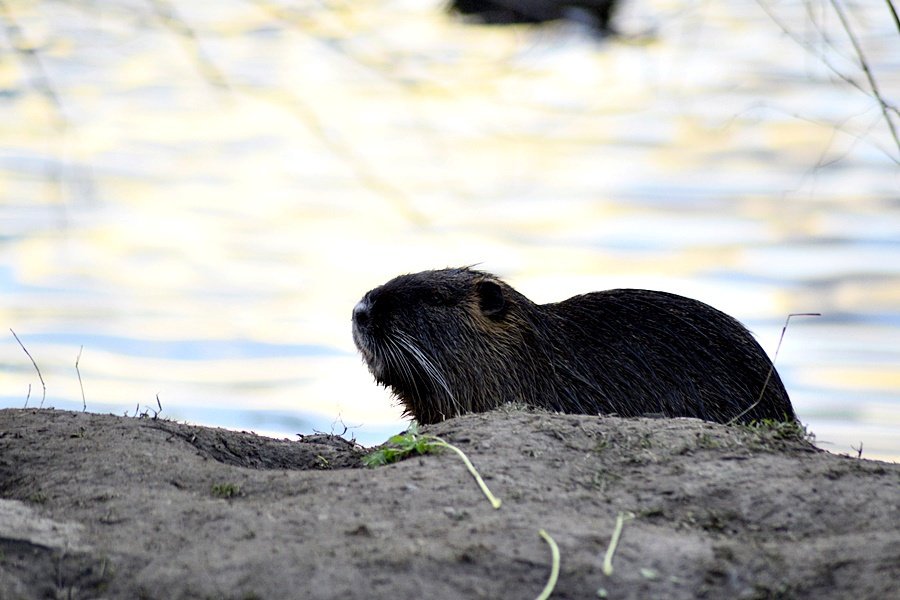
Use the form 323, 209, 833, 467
0, 408, 897, 599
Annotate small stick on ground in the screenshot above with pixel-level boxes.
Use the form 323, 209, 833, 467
75, 345, 86, 412
10, 329, 46, 408
535, 529, 560, 600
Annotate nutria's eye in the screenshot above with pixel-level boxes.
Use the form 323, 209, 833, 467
476, 280, 505, 318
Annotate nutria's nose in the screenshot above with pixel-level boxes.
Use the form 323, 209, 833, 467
352, 297, 372, 328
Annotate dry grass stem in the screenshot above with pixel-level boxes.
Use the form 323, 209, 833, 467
75, 345, 86, 412
602, 511, 634, 576
10, 329, 46, 408
728, 312, 821, 425
535, 529, 560, 600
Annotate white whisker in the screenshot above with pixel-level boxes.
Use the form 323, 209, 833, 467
394, 331, 459, 416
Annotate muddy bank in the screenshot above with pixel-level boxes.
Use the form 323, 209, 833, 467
0, 408, 897, 599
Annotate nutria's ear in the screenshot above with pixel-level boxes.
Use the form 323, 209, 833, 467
476, 280, 506, 318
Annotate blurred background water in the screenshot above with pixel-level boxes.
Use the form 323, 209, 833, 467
1, 0, 898, 460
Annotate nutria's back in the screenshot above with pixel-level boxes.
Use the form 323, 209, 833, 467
352, 267, 795, 425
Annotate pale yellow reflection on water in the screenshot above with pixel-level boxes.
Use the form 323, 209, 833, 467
1, 0, 898, 460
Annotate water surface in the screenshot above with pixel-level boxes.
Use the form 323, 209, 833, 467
1, 0, 898, 459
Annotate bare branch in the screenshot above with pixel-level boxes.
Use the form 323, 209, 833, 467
0, 0, 73, 218
755, 0, 900, 162
243, 1, 431, 225
146, 0, 231, 90
0, 0, 67, 130
828, 0, 900, 157
886, 0, 900, 37
755, 0, 873, 98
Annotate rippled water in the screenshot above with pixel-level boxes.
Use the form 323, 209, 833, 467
1, 0, 898, 459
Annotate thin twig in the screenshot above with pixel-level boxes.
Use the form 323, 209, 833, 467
728, 313, 821, 425
755, 0, 871, 97
10, 329, 46, 408
146, 0, 230, 90
244, 1, 430, 225
0, 0, 71, 219
0, 0, 66, 129
754, 0, 900, 164
828, 0, 900, 157
75, 345, 86, 412
885, 0, 900, 36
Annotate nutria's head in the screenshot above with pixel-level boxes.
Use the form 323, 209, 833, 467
352, 267, 541, 424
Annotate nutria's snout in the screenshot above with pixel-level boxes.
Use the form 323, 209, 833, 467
352, 267, 797, 426
352, 296, 372, 332
352, 300, 368, 324
351, 293, 380, 375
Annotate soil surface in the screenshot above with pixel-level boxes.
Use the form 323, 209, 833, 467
0, 407, 898, 599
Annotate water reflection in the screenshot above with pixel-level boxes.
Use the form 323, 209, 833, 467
1, 0, 898, 459
14, 332, 341, 360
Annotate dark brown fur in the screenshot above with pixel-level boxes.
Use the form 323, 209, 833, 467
449, 0, 619, 33
352, 267, 796, 425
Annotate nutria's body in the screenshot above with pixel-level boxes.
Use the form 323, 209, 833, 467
352, 268, 796, 425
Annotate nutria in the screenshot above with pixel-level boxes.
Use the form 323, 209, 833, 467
449, 0, 619, 33
352, 267, 796, 425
